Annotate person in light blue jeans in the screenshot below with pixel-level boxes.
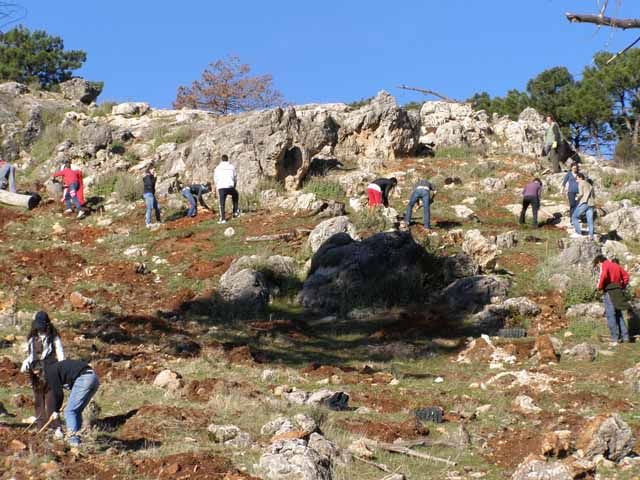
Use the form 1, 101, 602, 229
404, 179, 436, 228
0, 159, 16, 193
45, 359, 100, 446
570, 173, 595, 238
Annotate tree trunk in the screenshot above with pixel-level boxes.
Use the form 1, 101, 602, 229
0, 190, 41, 209
633, 117, 640, 146
591, 126, 601, 156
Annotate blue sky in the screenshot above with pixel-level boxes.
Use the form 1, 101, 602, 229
17, 0, 640, 108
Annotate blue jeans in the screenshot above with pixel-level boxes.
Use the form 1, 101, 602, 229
143, 192, 161, 225
0, 163, 16, 193
567, 191, 578, 218
64, 371, 99, 441
182, 188, 197, 216
571, 203, 594, 236
604, 292, 629, 342
404, 189, 431, 228
64, 182, 82, 211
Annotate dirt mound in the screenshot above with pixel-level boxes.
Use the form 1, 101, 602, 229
340, 418, 429, 442
134, 452, 259, 480
120, 405, 210, 442
485, 428, 542, 469
185, 378, 258, 402
0, 357, 28, 387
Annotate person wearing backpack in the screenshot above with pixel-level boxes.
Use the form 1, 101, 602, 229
594, 255, 630, 345
570, 173, 595, 238
404, 179, 437, 229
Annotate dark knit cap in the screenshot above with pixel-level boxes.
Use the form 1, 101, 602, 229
32, 311, 50, 331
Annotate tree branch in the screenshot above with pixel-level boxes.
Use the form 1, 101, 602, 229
397, 85, 460, 103
565, 12, 640, 30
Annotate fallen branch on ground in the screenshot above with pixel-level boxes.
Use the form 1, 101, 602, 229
364, 438, 457, 466
245, 233, 295, 242
354, 456, 393, 473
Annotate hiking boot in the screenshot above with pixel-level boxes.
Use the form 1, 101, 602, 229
218, 219, 227, 224
233, 210, 241, 218
64, 209, 73, 214
77, 211, 85, 219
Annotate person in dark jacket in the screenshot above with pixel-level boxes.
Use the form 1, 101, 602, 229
142, 167, 161, 227
404, 179, 437, 228
561, 162, 580, 218
595, 255, 631, 345
20, 312, 65, 435
44, 359, 100, 446
367, 177, 397, 207
544, 115, 563, 173
519, 178, 542, 228
181, 182, 212, 217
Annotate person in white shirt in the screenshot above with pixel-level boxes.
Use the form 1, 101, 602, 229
213, 154, 240, 224
20, 311, 65, 436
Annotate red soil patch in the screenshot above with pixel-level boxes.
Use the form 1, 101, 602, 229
340, 418, 429, 443
134, 452, 259, 480
350, 390, 414, 414
499, 251, 539, 273
0, 356, 28, 387
63, 226, 108, 246
485, 428, 543, 469
185, 378, 259, 402
0, 207, 26, 233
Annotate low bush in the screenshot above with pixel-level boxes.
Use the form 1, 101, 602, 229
563, 269, 599, 309
152, 125, 195, 148
30, 124, 66, 163
90, 101, 117, 117
352, 208, 393, 232
91, 172, 143, 201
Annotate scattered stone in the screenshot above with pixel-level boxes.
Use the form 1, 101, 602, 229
485, 370, 556, 393
152, 369, 184, 392
462, 229, 498, 271
262, 369, 278, 382
9, 439, 27, 451
256, 438, 332, 480
495, 231, 518, 250
69, 291, 95, 310
112, 102, 151, 116
483, 177, 506, 192
623, 363, 640, 393
511, 455, 573, 480
576, 414, 635, 462
541, 430, 573, 458
224, 227, 235, 237
512, 395, 542, 415
123, 245, 147, 257
348, 438, 375, 459
565, 303, 604, 320
502, 297, 541, 317
534, 335, 560, 363
452, 204, 476, 220
219, 268, 269, 313
564, 343, 597, 362
207, 424, 253, 448
52, 222, 66, 235
440, 275, 509, 314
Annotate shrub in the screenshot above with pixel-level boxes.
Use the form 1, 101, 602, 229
239, 190, 261, 213
255, 176, 285, 194
563, 269, 599, 309
91, 172, 143, 201
353, 208, 393, 232
347, 96, 373, 109
467, 161, 498, 179
303, 177, 345, 200
109, 140, 125, 155
30, 124, 66, 163
123, 151, 140, 167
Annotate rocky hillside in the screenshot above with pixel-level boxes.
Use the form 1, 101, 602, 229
1, 79, 640, 479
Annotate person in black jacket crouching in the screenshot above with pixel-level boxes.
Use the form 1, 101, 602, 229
142, 167, 161, 227
44, 359, 100, 447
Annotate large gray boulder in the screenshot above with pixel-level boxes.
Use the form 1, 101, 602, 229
556, 237, 601, 268
257, 439, 332, 480
577, 414, 635, 462
79, 122, 112, 152
223, 255, 298, 297
510, 456, 573, 480
308, 216, 359, 253
601, 205, 640, 241
59, 78, 102, 104
299, 231, 429, 313
219, 268, 269, 312
462, 229, 497, 272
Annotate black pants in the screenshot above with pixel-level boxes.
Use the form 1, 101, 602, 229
32, 373, 60, 430
218, 188, 239, 220
520, 196, 539, 227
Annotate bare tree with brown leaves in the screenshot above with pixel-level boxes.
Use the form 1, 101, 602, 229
173, 55, 284, 114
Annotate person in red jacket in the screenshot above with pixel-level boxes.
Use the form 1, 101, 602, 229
52, 160, 84, 218
595, 255, 631, 344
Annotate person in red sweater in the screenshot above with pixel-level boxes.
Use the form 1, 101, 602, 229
52, 160, 84, 218
595, 255, 631, 344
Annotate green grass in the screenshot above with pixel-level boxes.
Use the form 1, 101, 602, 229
91, 171, 143, 201
152, 125, 196, 148
90, 101, 117, 117
303, 176, 346, 201
434, 146, 485, 160
352, 207, 393, 232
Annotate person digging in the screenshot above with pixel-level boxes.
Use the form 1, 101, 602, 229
44, 359, 100, 447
